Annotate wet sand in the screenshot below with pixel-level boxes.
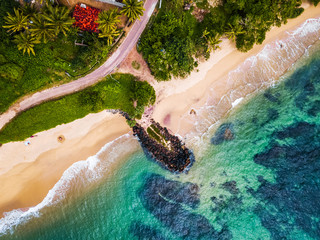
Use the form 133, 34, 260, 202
0, 2, 319, 217
0, 112, 130, 216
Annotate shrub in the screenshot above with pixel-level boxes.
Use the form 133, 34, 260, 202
131, 60, 140, 70
0, 63, 23, 81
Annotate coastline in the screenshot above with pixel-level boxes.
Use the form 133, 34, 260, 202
0, 112, 131, 217
150, 2, 320, 137
0, 2, 320, 218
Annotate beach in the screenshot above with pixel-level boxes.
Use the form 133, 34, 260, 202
0, 2, 320, 218
0, 112, 131, 217
150, 2, 320, 137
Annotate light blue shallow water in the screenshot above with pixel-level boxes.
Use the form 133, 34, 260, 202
1, 41, 320, 240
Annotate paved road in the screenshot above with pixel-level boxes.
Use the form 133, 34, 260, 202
0, 0, 157, 130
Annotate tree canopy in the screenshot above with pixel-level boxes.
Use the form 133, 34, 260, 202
139, 0, 309, 80
121, 0, 145, 22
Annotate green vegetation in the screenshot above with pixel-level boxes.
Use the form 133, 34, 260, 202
98, 9, 120, 32
310, 0, 320, 6
131, 60, 140, 70
3, 8, 28, 33
147, 124, 167, 147
121, 0, 145, 22
138, 0, 206, 80
97, 9, 121, 44
139, 0, 315, 81
0, 0, 111, 113
0, 74, 155, 143
42, 3, 74, 37
203, 0, 305, 52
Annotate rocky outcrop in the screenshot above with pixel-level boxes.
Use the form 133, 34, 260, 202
211, 123, 234, 145
132, 121, 194, 173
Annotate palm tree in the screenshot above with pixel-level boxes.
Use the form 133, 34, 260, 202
225, 23, 245, 42
42, 4, 74, 37
29, 14, 55, 43
3, 8, 29, 33
97, 9, 120, 33
202, 28, 210, 39
121, 0, 145, 22
13, 32, 40, 56
207, 33, 222, 52
98, 28, 120, 45
21, 3, 38, 17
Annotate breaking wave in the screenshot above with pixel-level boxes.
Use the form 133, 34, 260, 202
184, 17, 320, 154
0, 133, 139, 237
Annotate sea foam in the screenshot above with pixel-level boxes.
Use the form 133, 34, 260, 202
0, 133, 138, 237
184, 17, 320, 155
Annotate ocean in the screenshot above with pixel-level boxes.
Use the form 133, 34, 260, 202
1, 24, 320, 240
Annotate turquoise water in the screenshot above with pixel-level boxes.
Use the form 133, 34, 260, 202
1, 43, 320, 240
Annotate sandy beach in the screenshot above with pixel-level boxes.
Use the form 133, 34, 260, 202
150, 2, 320, 137
0, 2, 320, 217
0, 112, 131, 216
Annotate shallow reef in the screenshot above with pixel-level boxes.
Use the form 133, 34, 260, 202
138, 174, 232, 240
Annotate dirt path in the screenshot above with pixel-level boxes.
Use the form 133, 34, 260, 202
0, 0, 158, 130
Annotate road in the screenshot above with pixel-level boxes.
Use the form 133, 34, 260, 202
0, 0, 158, 130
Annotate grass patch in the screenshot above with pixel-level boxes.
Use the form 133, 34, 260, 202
0, 73, 155, 143
147, 124, 167, 147
131, 60, 140, 70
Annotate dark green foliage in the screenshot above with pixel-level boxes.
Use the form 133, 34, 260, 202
203, 0, 304, 52
127, 119, 137, 127
147, 127, 161, 142
0, 74, 155, 143
134, 80, 156, 118
138, 0, 206, 81
0, 0, 110, 113
0, 0, 19, 40
309, 0, 320, 6
140, 0, 307, 79
147, 124, 168, 147
0, 63, 23, 81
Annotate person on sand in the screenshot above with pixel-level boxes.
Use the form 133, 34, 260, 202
24, 141, 31, 146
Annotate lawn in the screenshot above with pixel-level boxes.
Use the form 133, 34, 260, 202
0, 73, 156, 143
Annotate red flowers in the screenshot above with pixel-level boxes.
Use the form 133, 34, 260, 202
73, 4, 101, 33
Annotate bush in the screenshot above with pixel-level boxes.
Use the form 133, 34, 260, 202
131, 60, 140, 70
0, 63, 23, 81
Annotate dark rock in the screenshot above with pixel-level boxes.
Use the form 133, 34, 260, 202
211, 123, 234, 145
132, 121, 195, 173
264, 91, 279, 103
252, 122, 320, 239
260, 108, 279, 127
139, 174, 232, 240
221, 181, 239, 195
307, 100, 320, 117
251, 117, 258, 124
274, 122, 315, 140
129, 221, 166, 240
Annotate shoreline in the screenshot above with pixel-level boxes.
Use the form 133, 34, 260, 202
0, 2, 320, 218
0, 112, 131, 217
150, 2, 320, 137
